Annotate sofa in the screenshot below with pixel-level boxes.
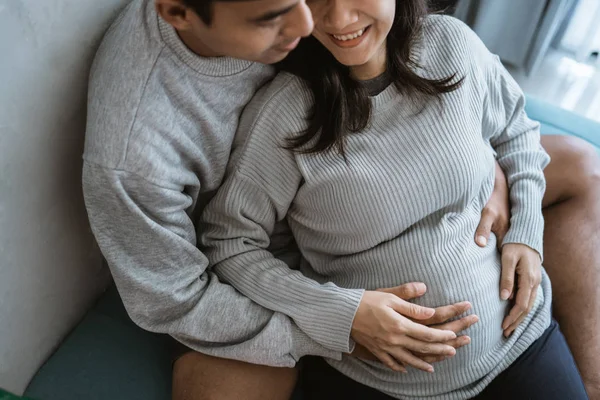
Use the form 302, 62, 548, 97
1, 1, 599, 399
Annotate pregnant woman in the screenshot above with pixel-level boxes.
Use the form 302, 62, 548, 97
201, 0, 587, 398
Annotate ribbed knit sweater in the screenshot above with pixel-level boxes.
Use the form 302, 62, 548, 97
202, 16, 552, 400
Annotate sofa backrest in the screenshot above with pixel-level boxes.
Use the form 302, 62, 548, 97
0, 0, 131, 394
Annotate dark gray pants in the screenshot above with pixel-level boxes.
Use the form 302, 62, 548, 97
301, 320, 588, 400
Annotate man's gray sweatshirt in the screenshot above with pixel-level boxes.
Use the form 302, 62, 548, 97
82, 0, 339, 366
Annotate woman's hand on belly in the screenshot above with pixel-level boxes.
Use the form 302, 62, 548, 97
410, 301, 480, 364
350, 284, 459, 373
351, 297, 479, 365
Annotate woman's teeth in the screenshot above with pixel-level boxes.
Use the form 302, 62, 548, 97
332, 28, 365, 41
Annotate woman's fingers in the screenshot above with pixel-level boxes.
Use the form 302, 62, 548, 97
387, 347, 434, 373
505, 286, 538, 337
501, 244, 542, 333
396, 336, 456, 356
401, 318, 456, 342
373, 349, 407, 373
377, 282, 427, 301
502, 262, 534, 331
390, 298, 435, 321
417, 301, 472, 326
500, 250, 517, 301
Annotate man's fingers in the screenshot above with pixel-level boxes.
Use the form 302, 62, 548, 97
418, 302, 472, 326
395, 337, 456, 356
492, 220, 509, 248
351, 344, 377, 361
444, 335, 471, 350
500, 251, 517, 300
374, 350, 406, 373
475, 209, 494, 247
378, 282, 427, 301
390, 299, 435, 320
433, 314, 479, 334
420, 355, 448, 363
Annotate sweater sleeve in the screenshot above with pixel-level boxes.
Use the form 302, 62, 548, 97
201, 85, 364, 354
82, 162, 341, 366
481, 56, 550, 257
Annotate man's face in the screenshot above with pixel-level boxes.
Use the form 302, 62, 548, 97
181, 0, 315, 64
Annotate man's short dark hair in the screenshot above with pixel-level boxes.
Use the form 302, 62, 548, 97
184, 0, 251, 25
184, 0, 459, 25
181, 0, 214, 24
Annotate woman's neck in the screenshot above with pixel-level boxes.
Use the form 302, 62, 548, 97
350, 44, 387, 81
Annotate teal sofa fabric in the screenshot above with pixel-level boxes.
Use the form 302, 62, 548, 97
25, 286, 173, 400
526, 96, 600, 150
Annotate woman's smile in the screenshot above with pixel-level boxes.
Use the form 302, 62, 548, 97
329, 25, 372, 48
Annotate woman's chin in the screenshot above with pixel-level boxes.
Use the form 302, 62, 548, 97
332, 55, 371, 70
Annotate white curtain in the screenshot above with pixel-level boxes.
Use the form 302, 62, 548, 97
559, 0, 600, 61
455, 0, 576, 74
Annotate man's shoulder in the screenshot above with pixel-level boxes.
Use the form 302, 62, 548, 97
89, 0, 164, 93
84, 0, 276, 180
85, 0, 166, 168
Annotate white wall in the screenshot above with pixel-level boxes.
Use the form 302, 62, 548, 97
0, 0, 130, 394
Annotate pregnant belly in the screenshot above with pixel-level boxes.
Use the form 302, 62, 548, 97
313, 232, 516, 391
301, 207, 550, 395
306, 222, 511, 362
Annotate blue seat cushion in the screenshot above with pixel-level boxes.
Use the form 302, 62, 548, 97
526, 96, 600, 151
25, 286, 173, 400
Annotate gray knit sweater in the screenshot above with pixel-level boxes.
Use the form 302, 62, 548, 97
82, 0, 340, 367
202, 16, 552, 400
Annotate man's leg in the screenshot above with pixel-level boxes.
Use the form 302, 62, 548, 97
541, 135, 600, 398
173, 351, 298, 400
475, 320, 588, 400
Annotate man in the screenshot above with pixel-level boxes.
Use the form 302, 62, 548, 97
83, 0, 600, 398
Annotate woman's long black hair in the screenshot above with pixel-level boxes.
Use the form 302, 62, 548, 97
277, 0, 463, 156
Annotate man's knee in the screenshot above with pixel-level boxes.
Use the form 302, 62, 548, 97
562, 136, 600, 192
172, 351, 299, 400
543, 135, 600, 202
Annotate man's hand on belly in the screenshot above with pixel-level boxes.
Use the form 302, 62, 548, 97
475, 161, 510, 248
